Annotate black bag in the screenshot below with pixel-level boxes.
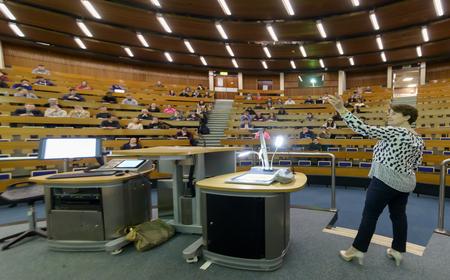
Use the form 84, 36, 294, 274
199, 124, 210, 135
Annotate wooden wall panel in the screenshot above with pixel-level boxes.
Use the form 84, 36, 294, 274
2, 43, 208, 86
427, 61, 450, 81
243, 74, 280, 90
346, 69, 386, 88
285, 72, 338, 96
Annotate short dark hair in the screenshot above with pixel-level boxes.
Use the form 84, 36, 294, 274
390, 104, 418, 124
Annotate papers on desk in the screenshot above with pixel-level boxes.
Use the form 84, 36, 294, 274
226, 171, 279, 185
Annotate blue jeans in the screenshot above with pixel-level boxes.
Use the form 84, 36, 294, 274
353, 177, 410, 253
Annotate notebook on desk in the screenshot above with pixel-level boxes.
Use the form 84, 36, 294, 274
226, 169, 280, 185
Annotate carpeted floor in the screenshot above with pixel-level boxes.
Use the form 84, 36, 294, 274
0, 209, 449, 280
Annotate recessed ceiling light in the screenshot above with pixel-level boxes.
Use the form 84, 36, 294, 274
403, 77, 414, 82
156, 14, 172, 33
123, 47, 134, 57
380, 51, 386, 62
261, 61, 268, 69
184, 40, 195, 53
200, 56, 208, 66
319, 59, 325, 68
316, 20, 327, 38
0, 1, 16, 20
263, 46, 272, 58
351, 0, 360, 7
74, 37, 87, 49
164, 52, 173, 62
150, 0, 161, 8
217, 0, 231, 16
76, 20, 93, 37
225, 44, 234, 57
8, 23, 24, 37
433, 0, 444, 16
215, 22, 228, 40
232, 58, 239, 68
369, 10, 380, 30
299, 45, 307, 57
136, 32, 149, 47
336, 41, 344, 55
281, 0, 295, 16
416, 46, 422, 57
290, 60, 296, 69
376, 35, 384, 50
421, 26, 429, 42
80, 0, 101, 19
349, 57, 355, 66
298, 75, 303, 82
266, 24, 279, 41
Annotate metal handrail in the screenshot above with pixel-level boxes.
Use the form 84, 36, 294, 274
274, 152, 337, 212
435, 158, 450, 235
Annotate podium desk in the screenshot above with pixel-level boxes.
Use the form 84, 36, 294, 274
112, 147, 240, 234
30, 172, 151, 252
196, 172, 307, 271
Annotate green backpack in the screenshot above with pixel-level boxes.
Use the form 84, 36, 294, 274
126, 219, 175, 252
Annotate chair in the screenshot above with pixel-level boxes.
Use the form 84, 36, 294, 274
278, 160, 292, 166
345, 147, 358, 152
364, 148, 374, 152
351, 136, 363, 139
0, 172, 12, 180
298, 160, 311, 167
239, 160, 253, 167
318, 161, 331, 167
338, 161, 352, 167
440, 137, 450, 140
335, 136, 346, 139
327, 147, 339, 152
0, 154, 11, 158
418, 166, 435, 173
421, 137, 431, 140
0, 182, 47, 250
31, 169, 58, 176
422, 150, 433, 155
359, 162, 372, 168
443, 151, 450, 156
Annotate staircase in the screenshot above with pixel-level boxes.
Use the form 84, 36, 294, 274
201, 99, 233, 147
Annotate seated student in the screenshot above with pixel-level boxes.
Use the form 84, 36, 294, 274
245, 93, 252, 100
34, 76, 55, 86
170, 110, 185, 121
186, 111, 199, 121
0, 71, 9, 88
254, 103, 264, 110
352, 98, 367, 113
204, 91, 212, 98
176, 127, 196, 146
266, 97, 273, 107
100, 115, 121, 129
322, 118, 337, 129
155, 81, 164, 88
315, 95, 325, 104
44, 104, 67, 117
240, 111, 253, 124
148, 116, 163, 129
277, 107, 288, 115
255, 93, 262, 100
75, 80, 93, 90
253, 112, 266, 122
137, 109, 152, 120
95, 106, 111, 119
305, 112, 315, 122
63, 88, 85, 102
266, 112, 277, 121
110, 80, 126, 93
196, 101, 207, 113
240, 119, 253, 129
284, 97, 296, 105
306, 138, 323, 151
179, 90, 189, 97
318, 127, 332, 139
192, 90, 201, 98
102, 92, 117, 104
299, 127, 315, 139
167, 90, 177, 96
32, 64, 50, 75
163, 104, 177, 115
45, 97, 59, 108
148, 103, 160, 113
68, 105, 90, 118
11, 79, 33, 90
197, 84, 205, 90
13, 104, 43, 116
13, 87, 38, 99
246, 107, 256, 116
121, 94, 138, 106
254, 128, 270, 140
127, 117, 143, 129
121, 137, 142, 150
304, 96, 315, 104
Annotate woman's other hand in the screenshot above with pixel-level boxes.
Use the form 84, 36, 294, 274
327, 93, 347, 115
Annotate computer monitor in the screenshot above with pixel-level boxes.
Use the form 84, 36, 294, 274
38, 138, 102, 160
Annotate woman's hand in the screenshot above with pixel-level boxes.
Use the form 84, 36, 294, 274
327, 93, 347, 115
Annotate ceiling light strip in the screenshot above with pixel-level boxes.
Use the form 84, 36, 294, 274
263, 46, 271, 58
232, 58, 239, 68
124, 47, 134, 57
348, 57, 355, 66
74, 37, 86, 49
261, 60, 268, 69
164, 52, 173, 62
290, 60, 296, 69
421, 26, 429, 42
217, 0, 232, 16
369, 11, 380, 30
150, 0, 161, 8
0, 2, 16, 20
76, 20, 93, 37
299, 45, 307, 57
281, 0, 295, 16
416, 46, 422, 57
319, 59, 325, 68
376, 35, 384, 50
136, 32, 149, 47
184, 40, 195, 53
215, 22, 228, 40
225, 44, 234, 57
380, 51, 387, 62
8, 23, 25, 37
316, 20, 327, 38
200, 56, 207, 66
156, 14, 172, 33
336, 41, 344, 55
351, 0, 360, 7
433, 0, 444, 17
80, 0, 101, 19
266, 24, 279, 41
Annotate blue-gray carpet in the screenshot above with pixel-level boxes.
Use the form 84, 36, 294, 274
0, 208, 449, 280
1, 185, 448, 246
